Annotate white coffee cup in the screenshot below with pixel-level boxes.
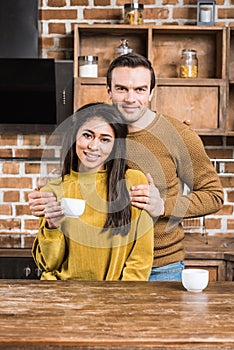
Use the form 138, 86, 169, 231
182, 268, 209, 293
61, 198, 86, 218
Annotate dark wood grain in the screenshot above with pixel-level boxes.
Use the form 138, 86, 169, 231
0, 280, 233, 349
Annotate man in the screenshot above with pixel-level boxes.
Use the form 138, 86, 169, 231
28, 53, 224, 281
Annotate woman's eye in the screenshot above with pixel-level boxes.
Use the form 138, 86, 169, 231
102, 138, 111, 143
83, 132, 92, 139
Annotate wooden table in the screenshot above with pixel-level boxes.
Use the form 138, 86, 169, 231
0, 280, 233, 350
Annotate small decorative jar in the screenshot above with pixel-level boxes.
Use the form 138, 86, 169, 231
115, 39, 133, 56
180, 49, 198, 78
78, 56, 98, 78
124, 3, 144, 25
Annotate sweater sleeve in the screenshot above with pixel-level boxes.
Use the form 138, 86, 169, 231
164, 127, 224, 219
121, 210, 154, 281
32, 217, 66, 273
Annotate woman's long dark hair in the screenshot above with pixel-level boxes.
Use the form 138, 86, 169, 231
61, 103, 131, 235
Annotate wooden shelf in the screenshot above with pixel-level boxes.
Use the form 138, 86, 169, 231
73, 24, 228, 135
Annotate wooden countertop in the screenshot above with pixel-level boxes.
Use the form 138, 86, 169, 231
0, 280, 233, 349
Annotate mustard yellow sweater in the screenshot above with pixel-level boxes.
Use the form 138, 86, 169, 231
32, 169, 154, 280
126, 113, 224, 268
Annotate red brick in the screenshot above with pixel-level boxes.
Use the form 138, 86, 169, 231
0, 135, 17, 146
220, 177, 234, 188
41, 37, 55, 48
206, 218, 222, 230
58, 37, 73, 49
83, 9, 122, 20
71, 0, 88, 5
47, 51, 70, 60
41, 9, 78, 20
2, 162, 20, 174
15, 205, 32, 216
173, 7, 197, 19
227, 219, 234, 230
24, 219, 39, 230
144, 8, 169, 20
22, 135, 41, 146
215, 205, 233, 216
94, 0, 111, 5
24, 163, 41, 174
48, 23, 66, 34
0, 219, 21, 230
0, 149, 13, 158
0, 204, 12, 215
24, 235, 36, 248
218, 9, 234, 19
0, 235, 21, 248
162, 0, 178, 4
15, 148, 54, 159
3, 191, 20, 202
227, 191, 234, 202
0, 178, 32, 189
47, 0, 66, 6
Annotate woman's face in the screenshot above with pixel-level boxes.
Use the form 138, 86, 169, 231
76, 117, 115, 172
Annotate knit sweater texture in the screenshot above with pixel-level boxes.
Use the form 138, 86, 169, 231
32, 169, 154, 280
126, 113, 224, 267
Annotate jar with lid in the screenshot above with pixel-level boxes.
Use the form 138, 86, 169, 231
180, 49, 198, 78
124, 3, 144, 25
115, 39, 133, 56
78, 56, 98, 78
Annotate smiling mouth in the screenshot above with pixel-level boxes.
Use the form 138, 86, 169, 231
84, 152, 100, 160
122, 105, 138, 112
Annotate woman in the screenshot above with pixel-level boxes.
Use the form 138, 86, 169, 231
32, 103, 154, 280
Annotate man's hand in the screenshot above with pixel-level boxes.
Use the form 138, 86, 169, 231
130, 173, 164, 218
28, 190, 57, 217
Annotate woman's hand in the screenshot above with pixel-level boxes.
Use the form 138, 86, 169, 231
28, 190, 57, 217
130, 173, 164, 218
44, 201, 64, 229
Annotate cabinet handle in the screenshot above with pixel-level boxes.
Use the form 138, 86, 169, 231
23, 266, 31, 277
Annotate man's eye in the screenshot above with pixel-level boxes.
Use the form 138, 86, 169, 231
116, 87, 126, 92
137, 88, 147, 93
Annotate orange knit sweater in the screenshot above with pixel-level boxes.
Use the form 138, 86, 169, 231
126, 113, 224, 267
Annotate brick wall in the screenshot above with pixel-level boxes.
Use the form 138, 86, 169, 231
38, 0, 234, 60
1, 0, 234, 248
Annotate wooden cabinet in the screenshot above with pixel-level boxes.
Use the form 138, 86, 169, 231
184, 235, 234, 282
0, 249, 41, 279
184, 259, 227, 282
227, 27, 234, 134
73, 24, 227, 135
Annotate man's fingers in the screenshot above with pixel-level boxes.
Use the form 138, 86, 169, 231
146, 173, 155, 186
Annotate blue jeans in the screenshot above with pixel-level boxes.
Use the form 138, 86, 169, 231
149, 261, 184, 281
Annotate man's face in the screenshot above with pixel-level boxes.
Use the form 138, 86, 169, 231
107, 66, 154, 125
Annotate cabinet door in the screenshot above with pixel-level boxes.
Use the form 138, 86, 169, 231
74, 78, 109, 111
227, 27, 234, 134
154, 85, 220, 130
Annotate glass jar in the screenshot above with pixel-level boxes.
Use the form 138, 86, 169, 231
180, 49, 198, 78
124, 3, 144, 25
115, 38, 133, 56
78, 56, 98, 78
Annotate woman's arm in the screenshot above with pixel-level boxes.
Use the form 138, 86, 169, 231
32, 217, 66, 273
121, 210, 154, 281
